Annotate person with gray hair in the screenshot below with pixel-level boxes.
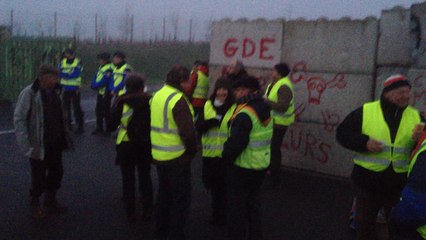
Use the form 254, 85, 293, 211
14, 64, 72, 218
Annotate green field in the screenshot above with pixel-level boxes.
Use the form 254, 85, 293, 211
78, 42, 210, 88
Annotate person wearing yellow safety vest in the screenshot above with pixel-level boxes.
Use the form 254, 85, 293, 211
337, 74, 425, 240
91, 52, 113, 135
59, 48, 85, 134
150, 65, 197, 240
110, 51, 132, 96
108, 74, 153, 223
195, 77, 235, 226
223, 75, 272, 240
188, 61, 209, 117
390, 131, 426, 240
264, 63, 294, 186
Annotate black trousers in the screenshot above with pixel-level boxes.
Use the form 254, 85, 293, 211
62, 90, 84, 128
355, 186, 400, 240
269, 125, 287, 180
95, 93, 111, 131
29, 147, 63, 200
116, 143, 153, 216
227, 165, 265, 240
202, 157, 227, 219
155, 163, 192, 240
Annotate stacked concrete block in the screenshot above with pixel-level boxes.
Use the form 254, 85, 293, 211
377, 8, 411, 66
210, 19, 283, 69
407, 68, 426, 113
281, 18, 379, 75
281, 122, 353, 177
411, 2, 426, 68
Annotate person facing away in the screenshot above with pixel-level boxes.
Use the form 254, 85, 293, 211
108, 73, 154, 223
59, 48, 85, 134
222, 75, 272, 240
264, 62, 295, 186
336, 74, 424, 240
196, 76, 235, 226
150, 65, 197, 240
390, 130, 426, 240
14, 64, 72, 218
91, 52, 113, 136
110, 51, 132, 97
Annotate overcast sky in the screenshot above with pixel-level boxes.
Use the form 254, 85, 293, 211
0, 0, 424, 41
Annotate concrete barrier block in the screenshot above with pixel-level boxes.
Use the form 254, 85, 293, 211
281, 122, 353, 177
210, 20, 283, 68
288, 62, 374, 125
281, 18, 378, 74
377, 8, 411, 66
411, 2, 426, 68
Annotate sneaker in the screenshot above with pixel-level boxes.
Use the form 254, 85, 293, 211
91, 129, 104, 135
44, 201, 68, 215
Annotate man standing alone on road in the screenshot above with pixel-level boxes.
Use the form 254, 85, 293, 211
14, 64, 72, 218
336, 74, 424, 240
59, 48, 85, 134
150, 65, 197, 240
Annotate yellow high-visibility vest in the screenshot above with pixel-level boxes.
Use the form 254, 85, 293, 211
113, 63, 132, 96
95, 63, 112, 95
201, 101, 236, 158
265, 76, 295, 126
353, 101, 420, 173
231, 105, 273, 170
192, 70, 209, 99
60, 58, 82, 87
116, 104, 133, 144
150, 85, 194, 161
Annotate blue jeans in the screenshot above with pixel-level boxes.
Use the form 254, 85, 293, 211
154, 163, 192, 240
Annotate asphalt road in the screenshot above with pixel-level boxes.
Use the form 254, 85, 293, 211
0, 89, 356, 240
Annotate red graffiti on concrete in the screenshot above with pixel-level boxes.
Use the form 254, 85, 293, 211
321, 110, 341, 132
290, 61, 347, 105
282, 124, 332, 164
223, 37, 276, 60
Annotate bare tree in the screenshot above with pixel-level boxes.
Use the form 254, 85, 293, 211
170, 12, 179, 42
73, 20, 82, 40
204, 18, 213, 42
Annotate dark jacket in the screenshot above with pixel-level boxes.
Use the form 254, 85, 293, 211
222, 92, 271, 166
407, 135, 426, 193
336, 95, 424, 195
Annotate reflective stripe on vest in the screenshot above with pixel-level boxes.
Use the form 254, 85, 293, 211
353, 101, 420, 173
192, 70, 209, 99
113, 63, 131, 96
116, 104, 133, 144
150, 85, 194, 161
95, 63, 112, 95
201, 101, 236, 158
60, 58, 82, 87
265, 76, 295, 126
232, 105, 273, 170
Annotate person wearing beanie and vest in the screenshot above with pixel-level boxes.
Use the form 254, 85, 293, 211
91, 52, 113, 135
336, 74, 424, 240
110, 51, 133, 96
390, 130, 426, 239
196, 76, 235, 226
109, 74, 153, 223
187, 60, 209, 117
59, 48, 85, 134
14, 64, 73, 218
223, 75, 272, 240
264, 62, 295, 186
150, 65, 197, 240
